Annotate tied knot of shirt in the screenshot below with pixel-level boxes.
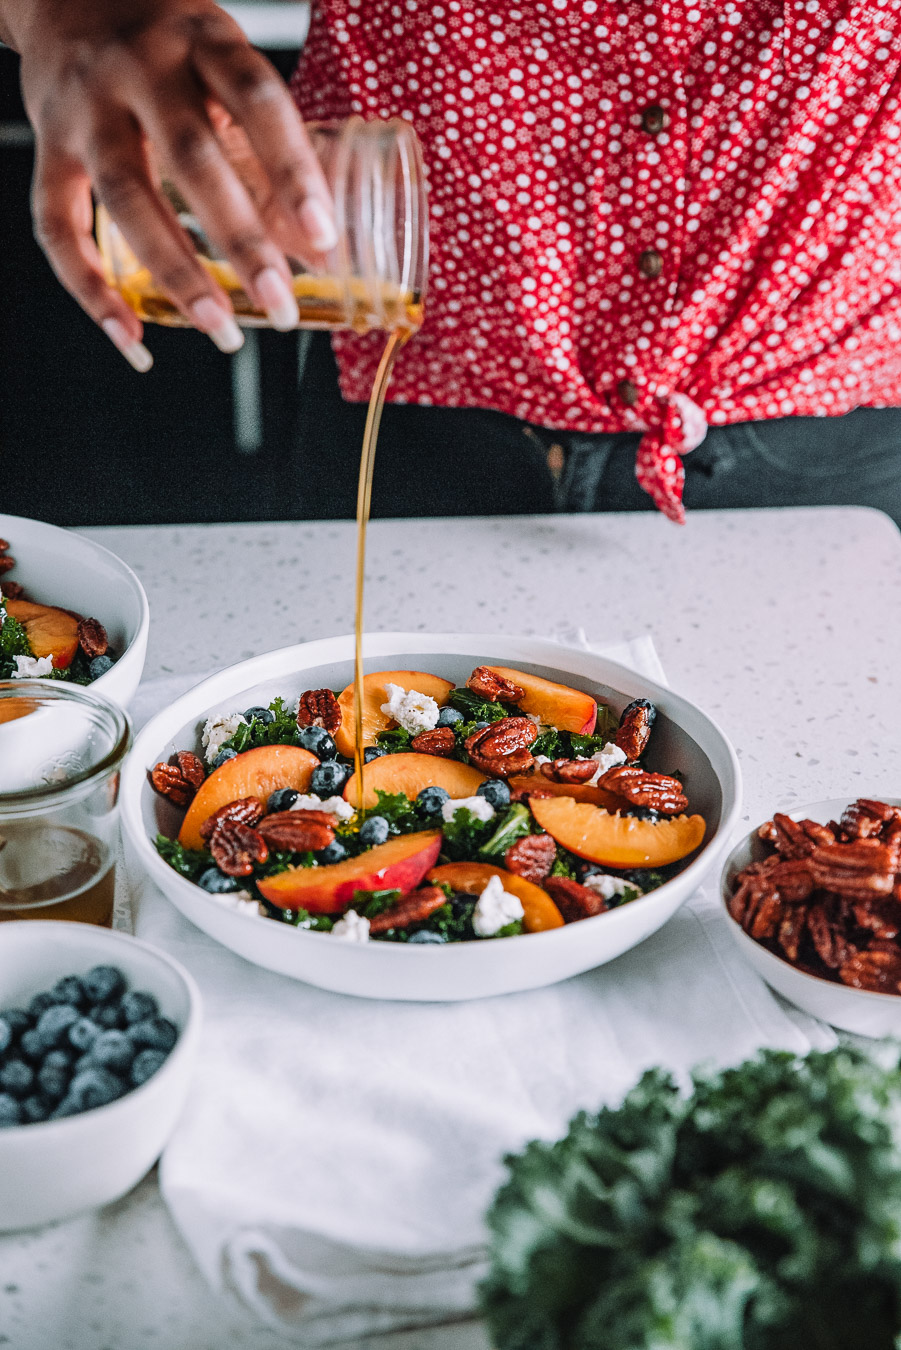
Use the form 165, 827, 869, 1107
634, 392, 708, 524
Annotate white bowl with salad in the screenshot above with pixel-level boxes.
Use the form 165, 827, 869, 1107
0, 512, 149, 708
120, 633, 741, 1001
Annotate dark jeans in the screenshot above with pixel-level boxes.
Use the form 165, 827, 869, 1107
294, 333, 901, 523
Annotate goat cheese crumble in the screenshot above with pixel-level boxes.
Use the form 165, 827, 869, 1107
202, 713, 247, 764
472, 874, 525, 937
583, 742, 628, 785
380, 684, 440, 735
441, 795, 496, 823
332, 909, 371, 943
290, 793, 355, 820
582, 873, 635, 901
12, 654, 54, 678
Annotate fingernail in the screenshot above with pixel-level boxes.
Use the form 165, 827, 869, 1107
299, 197, 339, 253
190, 297, 244, 353
254, 267, 299, 332
101, 318, 153, 373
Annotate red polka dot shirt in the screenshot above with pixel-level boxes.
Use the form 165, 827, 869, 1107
293, 0, 901, 521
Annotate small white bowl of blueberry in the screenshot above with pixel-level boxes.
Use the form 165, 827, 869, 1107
0, 921, 200, 1231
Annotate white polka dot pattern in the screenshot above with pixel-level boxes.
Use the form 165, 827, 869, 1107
292, 0, 901, 521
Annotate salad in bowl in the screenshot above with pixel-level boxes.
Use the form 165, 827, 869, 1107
122, 634, 739, 1000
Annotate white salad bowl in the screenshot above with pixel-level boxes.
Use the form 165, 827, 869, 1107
0, 921, 201, 1231
121, 632, 742, 1002
0, 511, 149, 707
721, 797, 901, 1038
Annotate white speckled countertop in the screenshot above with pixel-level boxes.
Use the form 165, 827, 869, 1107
2, 507, 900, 1350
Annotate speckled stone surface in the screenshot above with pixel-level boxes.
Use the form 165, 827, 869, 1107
2, 506, 900, 1349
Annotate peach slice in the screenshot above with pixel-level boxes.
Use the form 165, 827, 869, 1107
483, 666, 598, 735
5, 599, 80, 670
343, 752, 486, 811
178, 744, 318, 850
258, 829, 443, 913
334, 670, 454, 758
428, 860, 564, 933
529, 795, 706, 868
508, 773, 624, 812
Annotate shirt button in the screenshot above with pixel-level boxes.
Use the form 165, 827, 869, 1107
640, 104, 668, 135
638, 249, 664, 279
617, 378, 640, 407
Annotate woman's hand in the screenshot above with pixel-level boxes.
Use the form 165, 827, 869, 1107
3, 0, 336, 368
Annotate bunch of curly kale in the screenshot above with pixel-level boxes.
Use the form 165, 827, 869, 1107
481, 1046, 901, 1350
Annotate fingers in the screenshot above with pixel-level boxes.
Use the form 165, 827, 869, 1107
134, 70, 300, 329
190, 15, 337, 257
31, 144, 154, 372
83, 111, 246, 350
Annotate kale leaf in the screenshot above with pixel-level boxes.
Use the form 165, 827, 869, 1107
155, 834, 213, 881
479, 804, 533, 859
441, 807, 497, 860
375, 728, 415, 753
354, 888, 402, 918
481, 1045, 901, 1350
0, 611, 33, 679
447, 687, 509, 723
220, 696, 301, 754
363, 790, 422, 835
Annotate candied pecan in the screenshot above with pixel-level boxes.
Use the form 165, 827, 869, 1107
544, 875, 606, 922
368, 886, 448, 934
77, 616, 109, 659
594, 766, 688, 815
199, 796, 264, 842
504, 833, 557, 883
778, 905, 809, 962
297, 688, 342, 734
0, 556, 14, 576
808, 901, 857, 969
853, 896, 901, 941
768, 856, 815, 903
464, 717, 537, 777
615, 698, 656, 761
149, 751, 205, 807
840, 798, 898, 839
839, 947, 901, 994
0, 580, 23, 599
410, 727, 456, 757
808, 839, 895, 898
758, 814, 835, 858
467, 666, 525, 704
540, 758, 597, 784
727, 858, 780, 927
0, 540, 9, 552
750, 891, 789, 941
256, 811, 335, 853
210, 819, 268, 876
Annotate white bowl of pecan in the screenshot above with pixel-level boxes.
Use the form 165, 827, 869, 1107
722, 797, 901, 1037
0, 512, 149, 707
120, 632, 741, 1001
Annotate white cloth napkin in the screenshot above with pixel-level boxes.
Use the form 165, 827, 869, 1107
128, 637, 836, 1345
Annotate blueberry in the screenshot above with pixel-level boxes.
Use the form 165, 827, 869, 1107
89, 1030, 135, 1074
310, 761, 349, 797
437, 706, 464, 728
127, 1017, 178, 1054
68, 1017, 100, 1053
0, 1059, 35, 1098
407, 930, 447, 944
50, 976, 87, 1007
0, 1018, 12, 1057
244, 705, 275, 725
620, 697, 656, 726
21, 1095, 50, 1124
267, 787, 299, 813
576, 861, 603, 881
44, 1048, 74, 1072
83, 965, 126, 1004
314, 841, 347, 865
18, 1029, 44, 1062
416, 785, 450, 817
28, 991, 55, 1020
66, 1068, 125, 1112
212, 748, 238, 770
89, 1003, 124, 1030
131, 1049, 168, 1087
358, 815, 390, 847
477, 779, 511, 810
120, 991, 159, 1025
475, 721, 490, 730
35, 1004, 80, 1050
0, 1009, 30, 1044
37, 1063, 70, 1103
88, 654, 114, 680
364, 746, 387, 763
298, 726, 338, 760
198, 867, 239, 894
0, 1094, 22, 1128
629, 807, 660, 823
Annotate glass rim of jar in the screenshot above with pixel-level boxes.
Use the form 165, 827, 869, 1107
0, 679, 131, 816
